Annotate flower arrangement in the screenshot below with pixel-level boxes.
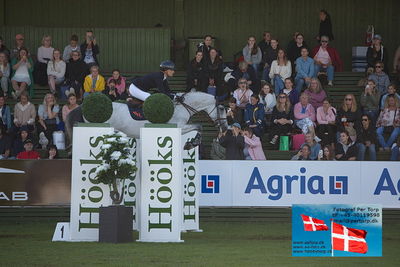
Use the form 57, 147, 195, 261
94, 131, 137, 204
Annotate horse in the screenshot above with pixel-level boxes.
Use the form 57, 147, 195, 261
65, 91, 227, 142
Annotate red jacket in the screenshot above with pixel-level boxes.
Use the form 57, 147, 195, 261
311, 45, 343, 72
17, 150, 41, 159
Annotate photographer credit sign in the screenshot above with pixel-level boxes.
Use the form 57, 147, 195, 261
139, 125, 183, 242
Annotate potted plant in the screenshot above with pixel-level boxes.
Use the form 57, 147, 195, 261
94, 131, 137, 243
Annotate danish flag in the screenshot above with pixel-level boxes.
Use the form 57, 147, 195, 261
300, 214, 329, 231
332, 222, 368, 254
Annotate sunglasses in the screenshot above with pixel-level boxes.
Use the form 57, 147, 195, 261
345, 98, 352, 101
279, 95, 286, 98
321, 40, 328, 43
239, 82, 247, 84
362, 118, 369, 121
375, 66, 382, 68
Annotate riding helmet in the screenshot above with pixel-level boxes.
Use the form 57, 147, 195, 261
160, 60, 175, 71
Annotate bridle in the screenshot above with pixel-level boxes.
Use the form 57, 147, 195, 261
175, 94, 227, 128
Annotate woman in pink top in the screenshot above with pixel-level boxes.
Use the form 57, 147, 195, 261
233, 78, 253, 108
62, 93, 78, 122
243, 127, 266, 160
304, 78, 327, 110
316, 98, 336, 146
107, 69, 126, 95
294, 93, 316, 134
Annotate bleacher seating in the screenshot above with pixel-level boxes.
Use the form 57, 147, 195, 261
5, 71, 393, 160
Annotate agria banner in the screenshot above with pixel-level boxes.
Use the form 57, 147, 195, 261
199, 161, 400, 208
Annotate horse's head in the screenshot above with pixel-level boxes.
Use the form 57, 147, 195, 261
178, 92, 228, 130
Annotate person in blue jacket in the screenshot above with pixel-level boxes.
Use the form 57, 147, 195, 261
244, 94, 265, 138
129, 60, 175, 101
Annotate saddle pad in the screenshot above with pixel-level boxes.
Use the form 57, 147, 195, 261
128, 105, 146, 120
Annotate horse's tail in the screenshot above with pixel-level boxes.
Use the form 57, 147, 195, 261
65, 106, 84, 149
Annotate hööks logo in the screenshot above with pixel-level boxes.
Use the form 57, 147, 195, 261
245, 167, 349, 200
201, 175, 220, 193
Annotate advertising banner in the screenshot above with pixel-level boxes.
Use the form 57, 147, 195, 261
0, 160, 71, 206
292, 204, 382, 257
199, 161, 400, 208
181, 131, 200, 231
138, 126, 183, 242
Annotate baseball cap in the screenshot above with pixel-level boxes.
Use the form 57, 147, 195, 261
373, 34, 382, 41
23, 139, 33, 145
232, 122, 241, 129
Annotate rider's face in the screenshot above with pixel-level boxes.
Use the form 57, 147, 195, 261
165, 69, 175, 77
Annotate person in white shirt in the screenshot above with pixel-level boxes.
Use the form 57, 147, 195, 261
47, 49, 66, 94
269, 49, 292, 95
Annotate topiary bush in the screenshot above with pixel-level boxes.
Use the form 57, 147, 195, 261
143, 93, 174, 123
82, 92, 113, 123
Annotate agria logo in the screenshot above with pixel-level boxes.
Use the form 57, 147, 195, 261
201, 175, 220, 193
245, 167, 348, 200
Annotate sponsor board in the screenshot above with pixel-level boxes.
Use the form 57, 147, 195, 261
199, 161, 400, 208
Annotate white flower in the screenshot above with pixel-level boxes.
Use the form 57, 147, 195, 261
101, 144, 111, 150
95, 163, 110, 175
110, 151, 122, 160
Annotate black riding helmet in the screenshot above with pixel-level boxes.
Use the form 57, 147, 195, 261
160, 60, 175, 71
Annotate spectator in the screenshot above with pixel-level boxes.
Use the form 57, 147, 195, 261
16, 139, 40, 159
336, 130, 357, 161
287, 33, 308, 72
186, 51, 208, 92
291, 144, 312, 160
80, 30, 99, 68
103, 79, 119, 101
197, 35, 213, 63
229, 61, 259, 94
295, 47, 315, 93
83, 65, 105, 97
258, 31, 272, 55
11, 47, 33, 99
294, 93, 316, 135
0, 52, 10, 96
13, 91, 36, 133
210, 132, 226, 160
270, 93, 294, 145
336, 94, 362, 141
10, 34, 25, 60
47, 49, 66, 94
390, 136, 400, 161
47, 144, 58, 159
63, 34, 81, 62
35, 35, 54, 86
360, 79, 380, 125
0, 36, 10, 58
0, 94, 12, 131
318, 145, 335, 160
357, 114, 377, 161
11, 126, 31, 158
368, 61, 390, 95
304, 78, 327, 110
37, 93, 60, 146
243, 127, 266, 160
244, 94, 265, 138
226, 97, 244, 127
317, 9, 334, 41
301, 132, 321, 160
394, 45, 400, 82
206, 48, 224, 95
219, 123, 245, 160
366, 34, 388, 73
380, 84, 400, 110
316, 98, 336, 147
233, 78, 253, 108
261, 38, 279, 82
376, 95, 400, 151
107, 69, 126, 97
62, 93, 78, 122
65, 51, 88, 98
0, 125, 11, 159
269, 49, 292, 95
311, 35, 343, 86
258, 81, 276, 120
242, 36, 262, 77
280, 78, 299, 106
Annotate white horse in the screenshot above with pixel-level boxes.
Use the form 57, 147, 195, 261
66, 91, 227, 140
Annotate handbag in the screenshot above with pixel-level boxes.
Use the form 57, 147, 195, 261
279, 136, 290, 151
44, 118, 57, 125
292, 134, 305, 150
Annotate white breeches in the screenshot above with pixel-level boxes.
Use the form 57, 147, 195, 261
129, 83, 150, 101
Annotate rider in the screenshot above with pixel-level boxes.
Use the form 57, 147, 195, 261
129, 60, 176, 101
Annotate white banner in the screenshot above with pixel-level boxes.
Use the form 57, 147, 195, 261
70, 125, 139, 242
181, 131, 200, 231
138, 126, 183, 242
199, 160, 400, 208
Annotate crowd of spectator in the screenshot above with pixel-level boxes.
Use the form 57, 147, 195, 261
0, 9, 400, 161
